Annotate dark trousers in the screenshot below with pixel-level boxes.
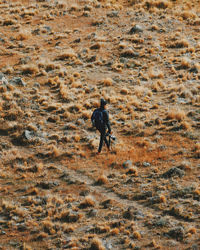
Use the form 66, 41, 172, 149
98, 128, 109, 153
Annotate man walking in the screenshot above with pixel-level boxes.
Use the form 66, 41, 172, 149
91, 98, 111, 154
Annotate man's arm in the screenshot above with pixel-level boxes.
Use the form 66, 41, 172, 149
104, 110, 111, 133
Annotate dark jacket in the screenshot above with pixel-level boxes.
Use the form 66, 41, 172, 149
99, 107, 111, 133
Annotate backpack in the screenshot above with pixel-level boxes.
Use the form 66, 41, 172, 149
91, 109, 104, 130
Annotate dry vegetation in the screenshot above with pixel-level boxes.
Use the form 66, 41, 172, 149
0, 0, 199, 249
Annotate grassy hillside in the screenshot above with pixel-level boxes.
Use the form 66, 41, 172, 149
0, 0, 199, 249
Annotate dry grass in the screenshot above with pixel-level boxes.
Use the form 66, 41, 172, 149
96, 174, 108, 185
21, 64, 39, 75
166, 109, 187, 121
90, 237, 105, 250
79, 196, 95, 208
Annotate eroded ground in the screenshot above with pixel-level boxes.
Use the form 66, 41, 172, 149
0, 0, 199, 249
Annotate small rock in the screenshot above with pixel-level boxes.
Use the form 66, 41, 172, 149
161, 167, 185, 178
129, 24, 143, 34
167, 226, 185, 241
122, 160, 132, 168
143, 162, 151, 167
87, 209, 97, 218
120, 48, 139, 58
37, 181, 59, 189
107, 11, 119, 18
10, 77, 26, 87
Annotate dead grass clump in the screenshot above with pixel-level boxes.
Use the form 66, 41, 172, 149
180, 121, 191, 130
112, 62, 123, 72
169, 39, 189, 48
59, 209, 82, 223
45, 62, 61, 72
79, 196, 95, 208
126, 167, 138, 176
21, 64, 39, 75
110, 228, 119, 235
102, 78, 113, 86
62, 224, 75, 233
42, 219, 55, 234
37, 232, 48, 240
166, 109, 186, 121
15, 31, 30, 41
96, 174, 108, 185
134, 86, 149, 98
59, 83, 68, 100
2, 200, 15, 211
180, 57, 191, 69
51, 145, 61, 157
133, 230, 142, 239
181, 11, 197, 20
3, 19, 17, 26
120, 88, 129, 95
90, 237, 105, 250
148, 68, 164, 79
188, 227, 197, 234
56, 48, 77, 60
194, 143, 200, 151
71, 81, 82, 88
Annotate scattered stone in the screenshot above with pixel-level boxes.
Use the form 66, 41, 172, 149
122, 160, 132, 168
10, 77, 26, 87
129, 24, 143, 34
166, 226, 185, 241
161, 167, 185, 178
11, 130, 37, 146
107, 11, 119, 18
120, 48, 139, 58
90, 43, 101, 50
87, 209, 97, 218
143, 162, 151, 167
36, 181, 59, 189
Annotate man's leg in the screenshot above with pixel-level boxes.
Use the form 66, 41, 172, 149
104, 135, 110, 150
98, 129, 106, 153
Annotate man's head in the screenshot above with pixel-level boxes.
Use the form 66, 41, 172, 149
100, 98, 107, 108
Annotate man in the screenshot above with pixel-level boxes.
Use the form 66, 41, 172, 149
91, 98, 111, 154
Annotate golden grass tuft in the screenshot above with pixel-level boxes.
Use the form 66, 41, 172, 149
110, 228, 119, 235
42, 219, 55, 234
180, 57, 191, 69
15, 31, 31, 41
133, 230, 141, 239
159, 195, 166, 203
169, 39, 189, 48
96, 174, 108, 185
62, 224, 75, 233
80, 196, 95, 208
148, 68, 164, 79
59, 82, 68, 100
90, 237, 105, 250
188, 227, 197, 234
22, 242, 32, 250
126, 166, 138, 176
21, 64, 39, 75
166, 109, 186, 121
180, 121, 191, 130
57, 48, 77, 60
102, 78, 113, 86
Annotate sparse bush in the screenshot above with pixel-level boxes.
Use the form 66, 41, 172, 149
21, 64, 39, 75
133, 230, 141, 239
166, 109, 186, 121
56, 49, 77, 60
90, 237, 105, 250
96, 174, 108, 185
79, 196, 95, 208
